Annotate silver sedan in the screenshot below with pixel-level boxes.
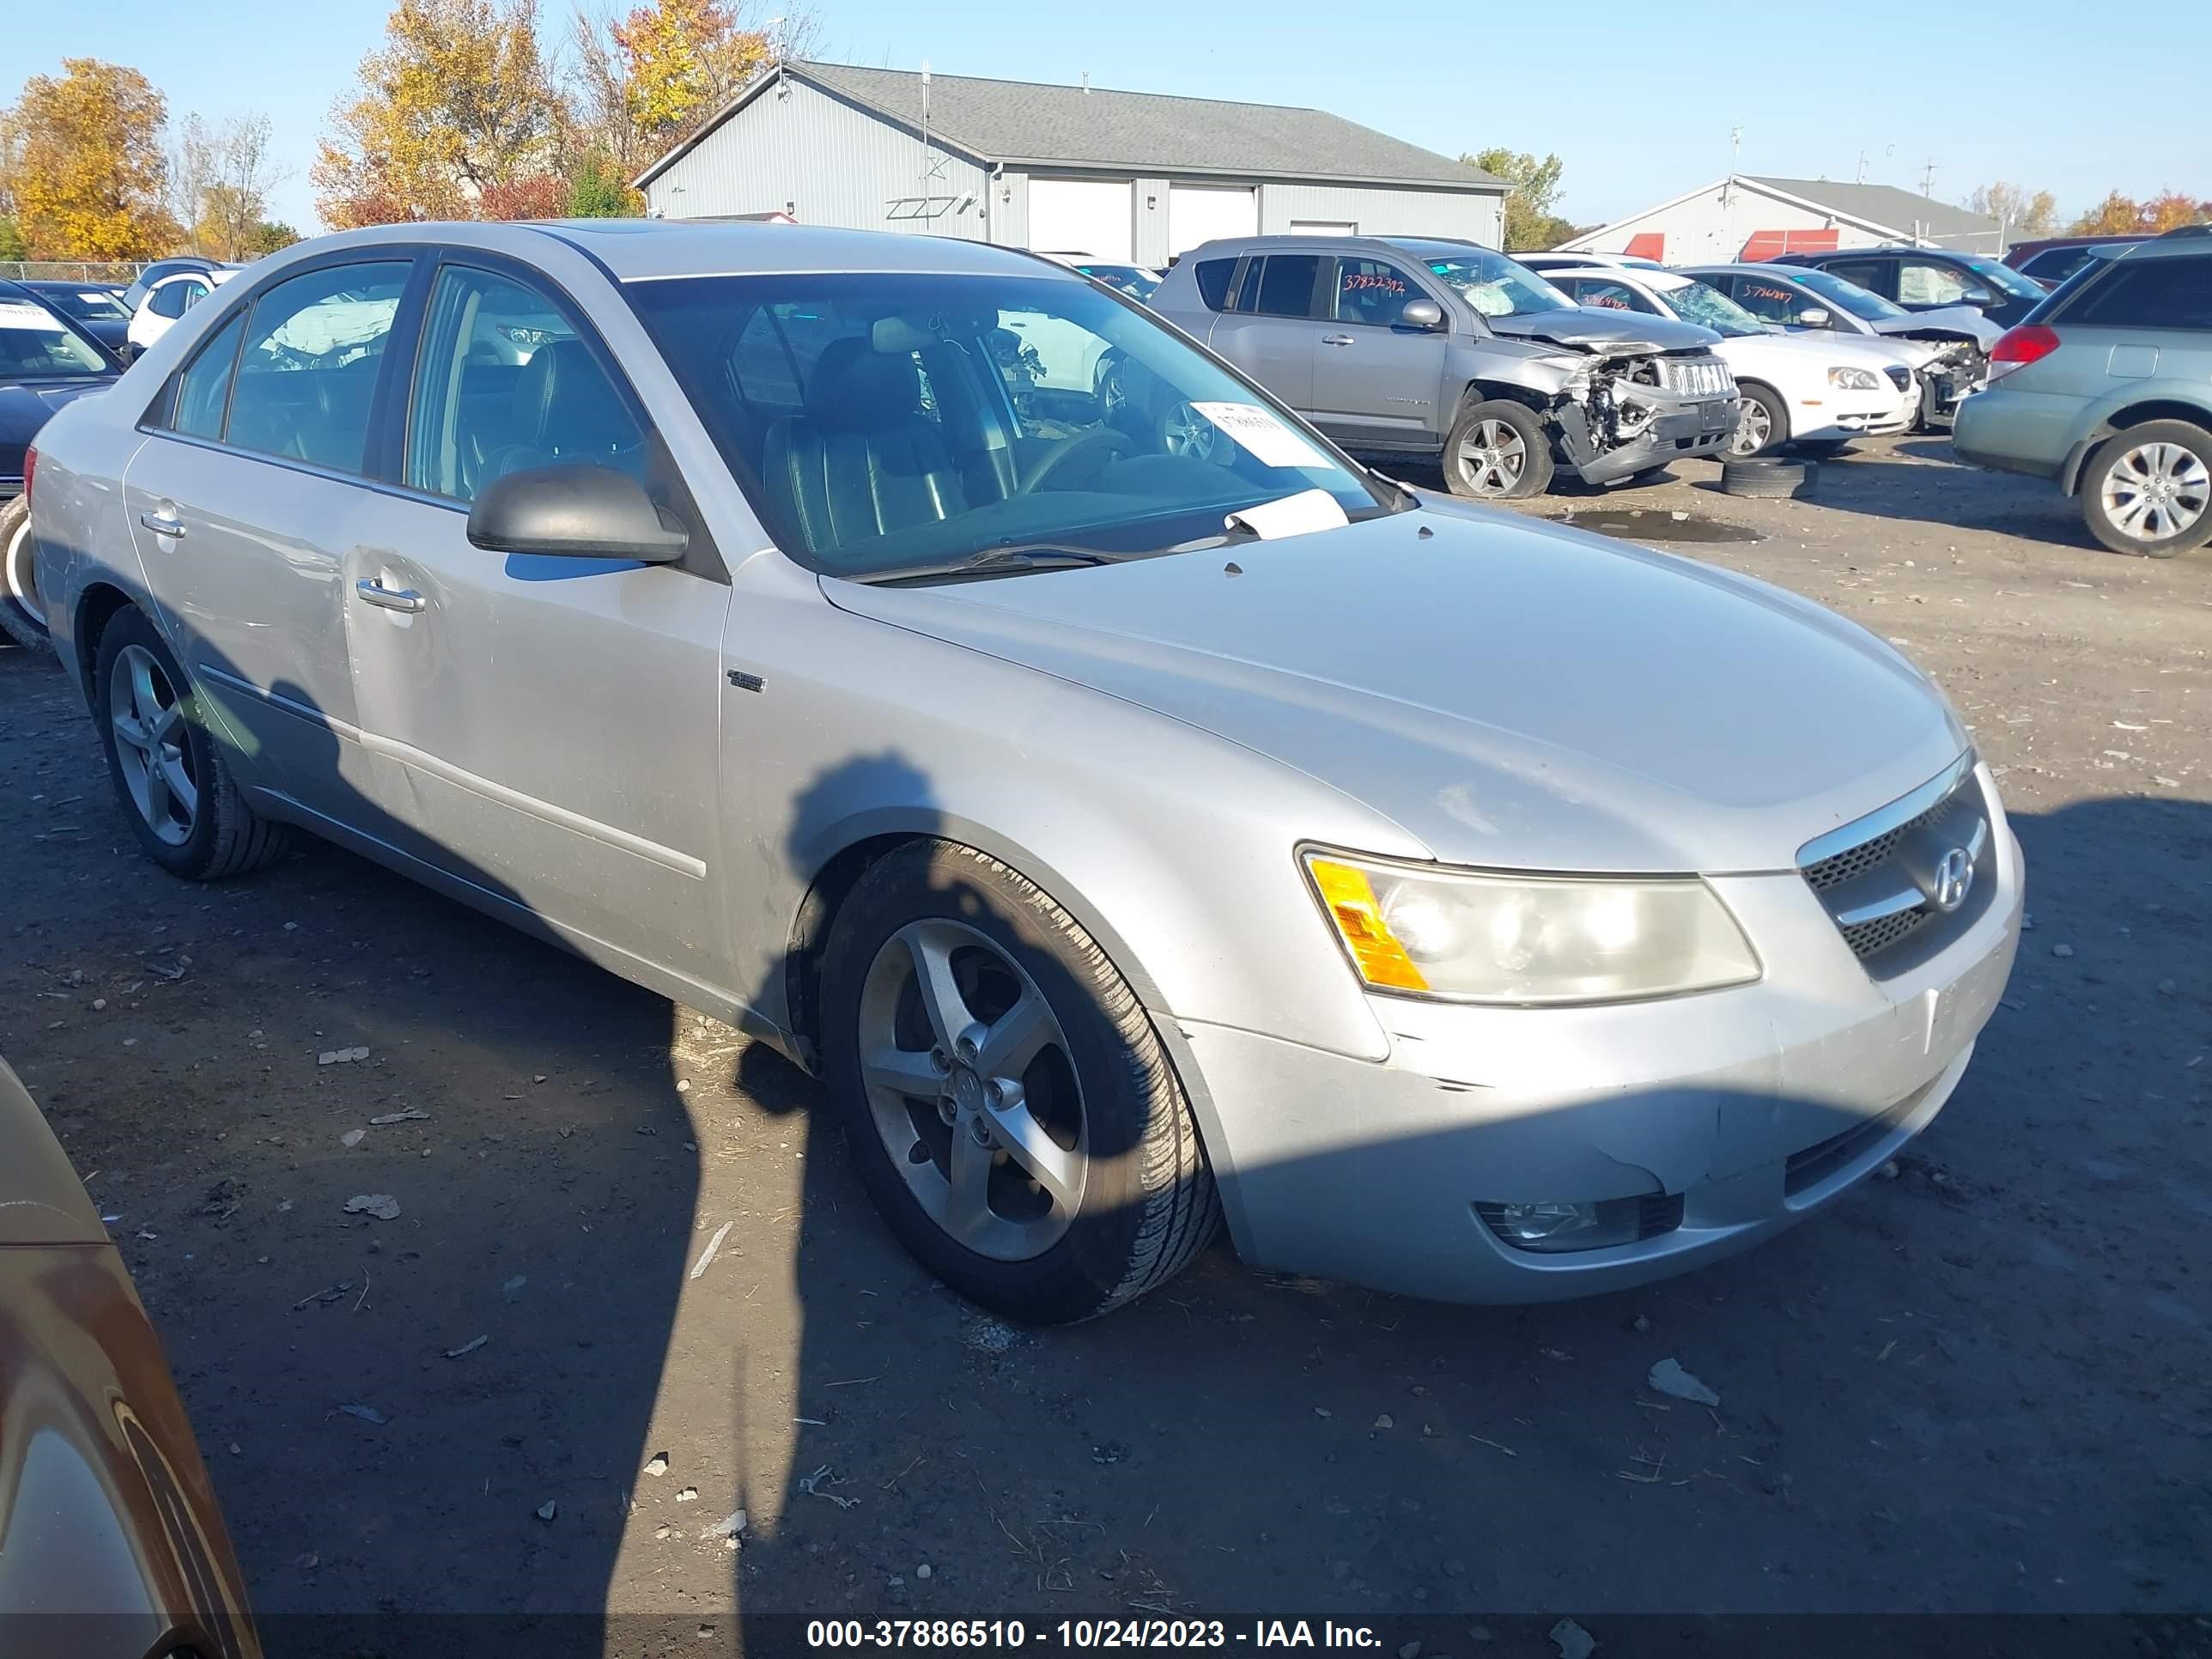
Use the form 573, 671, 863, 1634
24, 222, 2022, 1322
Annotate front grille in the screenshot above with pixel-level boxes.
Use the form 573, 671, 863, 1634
1660, 354, 1734, 398
1638, 1193, 1686, 1238
1884, 364, 1914, 392
1799, 761, 1992, 973
1784, 1105, 1908, 1195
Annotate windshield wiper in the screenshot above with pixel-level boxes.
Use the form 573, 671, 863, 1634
854, 544, 1124, 586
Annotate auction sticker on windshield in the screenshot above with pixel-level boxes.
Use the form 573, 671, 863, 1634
1189, 402, 1333, 471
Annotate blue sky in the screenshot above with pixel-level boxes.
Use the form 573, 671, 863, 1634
9, 0, 2209, 236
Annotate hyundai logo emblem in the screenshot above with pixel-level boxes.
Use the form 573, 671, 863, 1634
1931, 847, 1974, 914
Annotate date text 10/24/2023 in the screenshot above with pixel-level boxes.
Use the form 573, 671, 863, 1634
805, 1620, 1390, 1649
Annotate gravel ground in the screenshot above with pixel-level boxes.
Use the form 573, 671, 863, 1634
2, 435, 2208, 1651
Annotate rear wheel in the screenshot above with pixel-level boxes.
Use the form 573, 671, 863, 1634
0, 495, 52, 654
2080, 420, 2212, 557
1443, 398, 1554, 500
92, 607, 290, 879
822, 841, 1218, 1323
1725, 383, 1788, 459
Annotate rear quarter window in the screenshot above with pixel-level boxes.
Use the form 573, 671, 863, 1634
2063, 258, 2212, 330
1192, 258, 1236, 311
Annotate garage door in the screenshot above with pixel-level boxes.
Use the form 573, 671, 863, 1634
1028, 179, 1134, 263
1169, 185, 1259, 257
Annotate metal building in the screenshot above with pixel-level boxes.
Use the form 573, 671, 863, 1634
1559, 175, 2004, 264
635, 62, 1506, 264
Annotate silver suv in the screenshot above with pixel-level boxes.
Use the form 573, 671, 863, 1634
1150, 235, 1739, 499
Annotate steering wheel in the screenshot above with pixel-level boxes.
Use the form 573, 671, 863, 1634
1018, 426, 1136, 494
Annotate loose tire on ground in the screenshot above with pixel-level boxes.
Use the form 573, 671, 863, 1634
2078, 419, 2212, 558
1443, 398, 1555, 501
0, 495, 54, 655
92, 606, 291, 880
1721, 457, 1818, 500
821, 840, 1219, 1323
1726, 383, 1788, 459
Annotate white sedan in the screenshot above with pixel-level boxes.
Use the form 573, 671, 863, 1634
126, 269, 237, 358
1524, 257, 1911, 458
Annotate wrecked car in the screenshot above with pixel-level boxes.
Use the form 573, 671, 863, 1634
1682, 264, 1998, 430
1149, 235, 1740, 499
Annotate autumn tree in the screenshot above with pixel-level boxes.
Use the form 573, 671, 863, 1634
0, 218, 26, 263
1966, 181, 2057, 239
572, 0, 807, 178
172, 113, 288, 258
2, 59, 177, 258
2066, 189, 2209, 234
244, 221, 301, 256
1467, 148, 1573, 250
2069, 191, 2142, 235
2141, 190, 2209, 232
315, 0, 565, 227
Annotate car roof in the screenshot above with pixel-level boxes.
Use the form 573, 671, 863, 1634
1168, 234, 1501, 262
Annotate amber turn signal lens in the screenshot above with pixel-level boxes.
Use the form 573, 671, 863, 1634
1307, 857, 1430, 993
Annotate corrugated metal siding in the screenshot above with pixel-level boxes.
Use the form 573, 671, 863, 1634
645, 74, 991, 240
1557, 181, 1995, 261
1263, 182, 1502, 247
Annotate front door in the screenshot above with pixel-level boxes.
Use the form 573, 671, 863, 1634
343, 258, 731, 988
1307, 255, 1450, 450
122, 258, 415, 817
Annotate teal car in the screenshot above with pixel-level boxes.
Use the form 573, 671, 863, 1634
1954, 230, 2212, 556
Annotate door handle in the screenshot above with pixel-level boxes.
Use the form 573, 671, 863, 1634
356, 579, 425, 614
138, 510, 186, 538
1321, 334, 1355, 346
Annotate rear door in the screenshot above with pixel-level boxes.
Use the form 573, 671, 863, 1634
121, 255, 415, 816
1306, 255, 1450, 450
1202, 252, 1324, 413
342, 253, 732, 986
1821, 255, 1896, 301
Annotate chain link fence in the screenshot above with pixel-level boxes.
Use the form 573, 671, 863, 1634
2, 261, 149, 284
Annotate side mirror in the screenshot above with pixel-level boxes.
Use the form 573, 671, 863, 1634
1397, 299, 1445, 331
465, 464, 689, 562
1960, 285, 1996, 307
1796, 307, 1832, 328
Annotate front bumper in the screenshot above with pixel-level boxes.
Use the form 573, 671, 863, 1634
1572, 395, 1741, 484
1185, 795, 2024, 1304
1801, 390, 1913, 441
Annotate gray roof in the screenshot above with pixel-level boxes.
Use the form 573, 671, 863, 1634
641, 62, 1503, 192
1747, 177, 1999, 242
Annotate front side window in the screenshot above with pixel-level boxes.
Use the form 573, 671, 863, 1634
1421, 250, 1574, 319
1564, 277, 1656, 314
0, 296, 113, 376
225, 261, 410, 473
406, 264, 647, 502
171, 313, 247, 438
146, 283, 190, 320
1727, 276, 1822, 325
1955, 255, 2046, 301
1334, 259, 1425, 326
627, 270, 1396, 580
1897, 259, 1972, 306
1252, 255, 1323, 319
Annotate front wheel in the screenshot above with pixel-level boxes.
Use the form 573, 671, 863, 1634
1725, 384, 1787, 459
821, 841, 1218, 1323
1443, 398, 1554, 500
2080, 420, 2212, 557
0, 495, 52, 654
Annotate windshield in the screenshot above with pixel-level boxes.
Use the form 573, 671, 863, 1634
1787, 267, 1907, 321
0, 298, 113, 376
1073, 264, 1160, 301
1659, 279, 1766, 337
1955, 254, 2047, 301
1421, 250, 1575, 318
626, 270, 1395, 580
38, 288, 131, 322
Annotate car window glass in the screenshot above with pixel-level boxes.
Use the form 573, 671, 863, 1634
147, 283, 186, 319
182, 280, 210, 307
1731, 277, 1819, 325
0, 297, 113, 375
406, 264, 647, 502
1566, 277, 1655, 313
2067, 257, 2212, 330
1898, 260, 1972, 305
1821, 259, 1887, 294
1192, 258, 1236, 311
1253, 255, 1322, 319
170, 312, 247, 438
226, 261, 410, 473
1334, 258, 1423, 326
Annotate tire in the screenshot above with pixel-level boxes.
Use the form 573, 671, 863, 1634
1724, 383, 1788, 459
1721, 457, 1817, 500
0, 495, 53, 655
92, 607, 291, 880
821, 840, 1219, 1324
2078, 419, 2212, 558
1443, 398, 1555, 501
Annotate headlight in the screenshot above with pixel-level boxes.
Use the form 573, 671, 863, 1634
1303, 852, 1760, 1005
1827, 366, 1881, 390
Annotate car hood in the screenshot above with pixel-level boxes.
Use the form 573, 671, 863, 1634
823, 506, 1968, 873
1869, 307, 2003, 349
1486, 308, 1720, 355
0, 379, 116, 452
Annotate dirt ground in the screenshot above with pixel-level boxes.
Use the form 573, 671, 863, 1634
3, 434, 2209, 1654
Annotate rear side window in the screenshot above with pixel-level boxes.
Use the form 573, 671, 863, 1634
1252, 255, 1323, 319
170, 312, 247, 439
226, 262, 410, 474
1192, 258, 1236, 311
1822, 258, 1888, 294
2065, 258, 2212, 330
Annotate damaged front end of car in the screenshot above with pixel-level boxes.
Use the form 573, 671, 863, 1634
1546, 347, 1744, 485
1900, 335, 1989, 428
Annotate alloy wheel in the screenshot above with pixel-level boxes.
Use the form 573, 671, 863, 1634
1729, 399, 1773, 457
1455, 420, 1527, 495
1160, 402, 1222, 463
107, 643, 198, 846
2101, 441, 2209, 543
856, 919, 1087, 1261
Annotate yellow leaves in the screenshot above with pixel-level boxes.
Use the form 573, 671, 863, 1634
612, 0, 770, 152
3, 58, 177, 258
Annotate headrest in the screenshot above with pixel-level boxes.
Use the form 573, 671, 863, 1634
511, 338, 636, 454
803, 336, 921, 429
